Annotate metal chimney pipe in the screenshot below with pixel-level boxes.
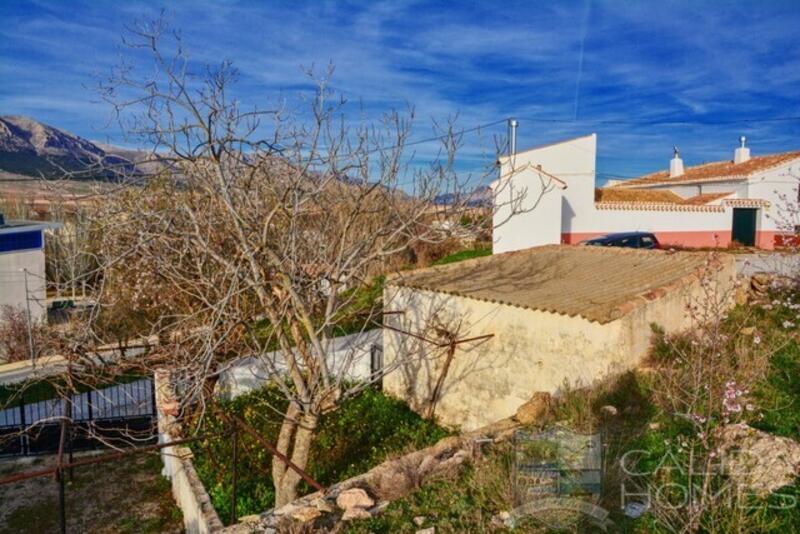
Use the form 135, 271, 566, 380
508, 118, 518, 156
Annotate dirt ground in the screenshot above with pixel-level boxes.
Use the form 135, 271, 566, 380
0, 452, 183, 534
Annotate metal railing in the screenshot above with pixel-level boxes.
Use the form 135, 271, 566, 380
0, 377, 156, 456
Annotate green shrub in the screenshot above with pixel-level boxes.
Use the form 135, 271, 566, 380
430, 246, 491, 266
192, 385, 448, 523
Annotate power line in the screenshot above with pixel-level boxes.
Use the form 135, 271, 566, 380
404, 118, 509, 148
515, 115, 800, 126
303, 117, 509, 165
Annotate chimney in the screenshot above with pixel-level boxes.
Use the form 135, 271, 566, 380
508, 118, 518, 156
669, 146, 684, 178
734, 135, 750, 164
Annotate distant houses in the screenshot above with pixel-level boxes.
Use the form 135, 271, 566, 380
492, 134, 800, 252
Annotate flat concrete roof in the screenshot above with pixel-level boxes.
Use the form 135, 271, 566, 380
0, 219, 62, 235
387, 245, 729, 324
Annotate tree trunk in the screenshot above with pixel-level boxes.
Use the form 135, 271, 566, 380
272, 405, 318, 508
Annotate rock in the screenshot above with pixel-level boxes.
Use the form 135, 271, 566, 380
718, 424, 800, 496
600, 405, 618, 416
515, 392, 552, 425
416, 528, 435, 534
491, 511, 512, 528
311, 497, 335, 513
735, 287, 749, 305
159, 400, 179, 416
290, 506, 322, 523
341, 507, 372, 521
336, 488, 374, 510
413, 515, 426, 527
751, 273, 771, 295
623, 500, 649, 518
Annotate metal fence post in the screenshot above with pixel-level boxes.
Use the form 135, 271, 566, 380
150, 377, 157, 418
64, 394, 75, 479
231, 424, 238, 524
19, 392, 26, 455
370, 344, 383, 389
57, 421, 67, 534
22, 268, 35, 363
57, 467, 66, 534
87, 388, 96, 451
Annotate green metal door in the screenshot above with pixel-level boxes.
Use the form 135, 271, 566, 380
732, 208, 757, 247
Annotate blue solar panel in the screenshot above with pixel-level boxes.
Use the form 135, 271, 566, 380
0, 230, 43, 253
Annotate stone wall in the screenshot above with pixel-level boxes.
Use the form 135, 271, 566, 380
221, 417, 520, 533
155, 370, 225, 534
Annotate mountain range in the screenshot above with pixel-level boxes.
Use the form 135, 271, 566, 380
0, 116, 493, 206
0, 116, 148, 180
433, 185, 493, 208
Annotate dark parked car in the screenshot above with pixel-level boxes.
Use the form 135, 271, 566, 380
581, 231, 660, 249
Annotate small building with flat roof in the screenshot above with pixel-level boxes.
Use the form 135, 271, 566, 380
0, 213, 60, 322
382, 244, 735, 430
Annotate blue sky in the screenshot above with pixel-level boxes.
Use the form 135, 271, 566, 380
2, 0, 800, 183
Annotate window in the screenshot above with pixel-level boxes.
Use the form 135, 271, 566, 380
640, 236, 655, 249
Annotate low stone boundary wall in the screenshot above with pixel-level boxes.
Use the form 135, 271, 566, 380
155, 365, 528, 533
222, 417, 520, 532
155, 370, 224, 534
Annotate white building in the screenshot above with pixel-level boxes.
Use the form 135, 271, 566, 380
492, 135, 800, 252
0, 214, 59, 322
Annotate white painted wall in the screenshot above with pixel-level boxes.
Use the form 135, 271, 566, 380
746, 161, 800, 232
492, 169, 562, 253
574, 207, 731, 234
648, 183, 701, 197
493, 134, 596, 253
492, 133, 799, 251
699, 182, 748, 197
216, 329, 382, 399
0, 248, 46, 321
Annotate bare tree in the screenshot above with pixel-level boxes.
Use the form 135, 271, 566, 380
0, 16, 530, 507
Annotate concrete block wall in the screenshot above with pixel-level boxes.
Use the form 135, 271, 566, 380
0, 248, 46, 321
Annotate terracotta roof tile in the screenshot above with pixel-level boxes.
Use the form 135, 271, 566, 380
723, 198, 770, 208
594, 188, 684, 203
616, 151, 800, 188
595, 202, 724, 212
682, 192, 733, 205
387, 245, 732, 324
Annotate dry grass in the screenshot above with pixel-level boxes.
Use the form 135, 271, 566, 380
0, 452, 182, 534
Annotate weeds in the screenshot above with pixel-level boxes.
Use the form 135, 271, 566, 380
191, 386, 449, 523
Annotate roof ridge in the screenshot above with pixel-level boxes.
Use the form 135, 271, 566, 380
617, 149, 800, 188
385, 244, 563, 283
387, 245, 732, 324
497, 133, 596, 162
